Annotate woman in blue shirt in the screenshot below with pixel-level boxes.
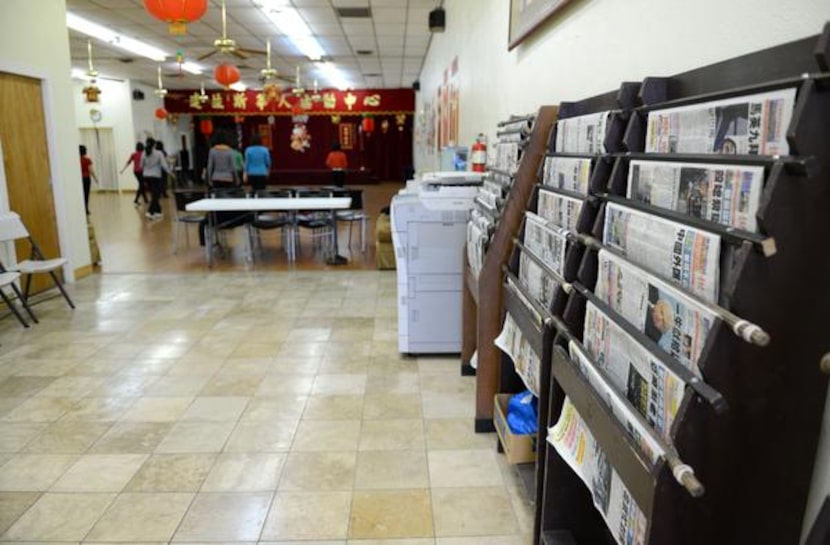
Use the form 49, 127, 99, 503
244, 135, 271, 191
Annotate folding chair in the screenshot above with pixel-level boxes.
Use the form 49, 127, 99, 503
248, 189, 293, 260
0, 271, 34, 327
172, 189, 207, 254
294, 188, 334, 256
332, 188, 368, 252
0, 212, 74, 312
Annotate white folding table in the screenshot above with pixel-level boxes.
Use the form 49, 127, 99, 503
186, 197, 352, 265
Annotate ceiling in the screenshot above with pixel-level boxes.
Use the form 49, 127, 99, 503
65, 0, 437, 91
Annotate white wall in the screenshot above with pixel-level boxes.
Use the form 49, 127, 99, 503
0, 0, 90, 277
416, 0, 830, 540
415, 0, 829, 171
130, 81, 172, 147
73, 78, 136, 191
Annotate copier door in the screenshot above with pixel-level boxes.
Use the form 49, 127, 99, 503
407, 220, 466, 275
408, 288, 462, 352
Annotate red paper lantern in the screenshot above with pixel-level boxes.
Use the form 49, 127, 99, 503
200, 118, 214, 135
154, 107, 168, 120
362, 116, 375, 133
144, 0, 207, 35
214, 63, 240, 87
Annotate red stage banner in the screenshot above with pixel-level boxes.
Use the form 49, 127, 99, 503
165, 88, 415, 116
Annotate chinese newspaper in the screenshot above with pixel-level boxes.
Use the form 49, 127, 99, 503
537, 189, 584, 232
495, 141, 521, 172
645, 88, 797, 155
603, 203, 721, 304
495, 313, 542, 396
583, 301, 687, 439
555, 111, 612, 154
524, 212, 568, 275
594, 250, 716, 371
548, 397, 649, 545
627, 160, 764, 231
519, 250, 558, 309
542, 156, 592, 195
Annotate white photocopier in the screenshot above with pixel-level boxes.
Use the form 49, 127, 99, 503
391, 171, 484, 354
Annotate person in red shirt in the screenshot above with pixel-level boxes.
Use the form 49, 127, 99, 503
120, 142, 147, 206
79, 145, 98, 215
325, 142, 348, 187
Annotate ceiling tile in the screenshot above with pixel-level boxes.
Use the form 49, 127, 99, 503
375, 23, 406, 36
331, 0, 370, 6
371, 8, 407, 23
307, 22, 345, 35
298, 6, 339, 24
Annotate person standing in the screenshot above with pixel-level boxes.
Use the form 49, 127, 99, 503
155, 140, 173, 197
325, 142, 348, 187
244, 134, 271, 192
206, 130, 239, 188
120, 142, 147, 206
79, 145, 98, 215
141, 137, 171, 220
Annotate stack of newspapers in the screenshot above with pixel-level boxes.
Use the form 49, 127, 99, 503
466, 115, 535, 278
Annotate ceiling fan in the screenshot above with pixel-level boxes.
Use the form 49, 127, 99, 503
81, 40, 125, 83
198, 0, 267, 61
257, 40, 294, 86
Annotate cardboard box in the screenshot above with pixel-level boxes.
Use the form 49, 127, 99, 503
494, 393, 537, 464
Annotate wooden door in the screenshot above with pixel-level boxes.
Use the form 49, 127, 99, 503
0, 72, 62, 293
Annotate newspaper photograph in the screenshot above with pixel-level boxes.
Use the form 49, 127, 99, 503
542, 156, 592, 195
627, 160, 764, 232
554, 111, 612, 154
537, 189, 584, 232
548, 397, 649, 545
583, 301, 687, 439
603, 203, 721, 304
594, 249, 716, 371
645, 88, 797, 155
524, 212, 568, 276
495, 312, 542, 396
519, 250, 558, 309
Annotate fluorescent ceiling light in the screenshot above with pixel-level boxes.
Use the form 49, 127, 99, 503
253, 2, 326, 61
67, 12, 167, 62
71, 68, 87, 80
316, 62, 350, 91
229, 82, 247, 91
180, 62, 203, 75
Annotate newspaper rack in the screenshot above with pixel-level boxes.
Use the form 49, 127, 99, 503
530, 25, 830, 545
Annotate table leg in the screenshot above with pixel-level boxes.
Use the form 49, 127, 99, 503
326, 208, 348, 265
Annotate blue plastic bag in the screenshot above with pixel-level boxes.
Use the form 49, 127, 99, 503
506, 390, 538, 435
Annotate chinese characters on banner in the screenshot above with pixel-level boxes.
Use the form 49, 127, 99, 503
339, 123, 355, 150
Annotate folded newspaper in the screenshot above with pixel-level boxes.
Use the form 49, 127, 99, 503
495, 142, 521, 173
519, 250, 558, 309
555, 111, 612, 154
542, 156, 592, 195
645, 88, 797, 155
524, 212, 568, 275
627, 160, 764, 232
603, 202, 721, 304
594, 250, 716, 371
495, 313, 541, 396
548, 397, 648, 545
537, 189, 584, 232
584, 301, 687, 439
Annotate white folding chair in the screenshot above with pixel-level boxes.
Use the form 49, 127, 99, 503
0, 212, 74, 313
0, 271, 33, 327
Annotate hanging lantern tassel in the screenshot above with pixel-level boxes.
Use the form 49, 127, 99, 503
144, 0, 208, 35
155, 107, 168, 120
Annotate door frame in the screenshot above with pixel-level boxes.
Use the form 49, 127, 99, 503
0, 60, 77, 281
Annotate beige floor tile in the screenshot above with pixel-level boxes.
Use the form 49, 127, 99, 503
0, 454, 78, 491
419, 373, 475, 395
0, 377, 55, 398
428, 450, 504, 488
279, 451, 356, 491
0, 492, 40, 534
506, 485, 535, 536
285, 328, 332, 342
23, 421, 111, 454
312, 374, 367, 395
1, 397, 76, 423
180, 396, 249, 422
59, 397, 136, 422
269, 357, 321, 376
172, 492, 271, 542
303, 395, 364, 420
278, 342, 327, 359
317, 358, 371, 375
355, 450, 428, 490
431, 487, 519, 537
144, 376, 210, 397
126, 453, 216, 491
359, 419, 424, 451
155, 422, 235, 453
199, 374, 264, 397
348, 489, 433, 539
349, 540, 434, 545
365, 372, 420, 394
201, 453, 286, 491
261, 491, 351, 541
368, 359, 422, 375
219, 358, 274, 376
324, 341, 373, 359
119, 397, 193, 423
240, 396, 307, 423
88, 422, 172, 454
0, 399, 25, 420
425, 419, 495, 450
51, 453, 146, 492
165, 358, 226, 377
363, 393, 422, 420
421, 393, 475, 419
224, 421, 297, 452
2, 492, 115, 541
292, 420, 361, 451
227, 343, 281, 358
255, 374, 315, 396
35, 376, 106, 399
85, 492, 193, 542
0, 423, 49, 453
262, 541, 345, 545
435, 537, 526, 545
90, 375, 163, 398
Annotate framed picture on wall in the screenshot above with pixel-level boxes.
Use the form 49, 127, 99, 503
509, 0, 572, 50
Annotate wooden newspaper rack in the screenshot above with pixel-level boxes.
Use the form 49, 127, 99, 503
529, 26, 830, 545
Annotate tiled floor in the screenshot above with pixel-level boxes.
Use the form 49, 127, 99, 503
0, 271, 533, 543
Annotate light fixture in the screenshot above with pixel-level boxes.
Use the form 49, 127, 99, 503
229, 82, 247, 92
180, 62, 203, 75
316, 62, 350, 91
252, 1, 325, 61
155, 66, 168, 97
67, 12, 167, 61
